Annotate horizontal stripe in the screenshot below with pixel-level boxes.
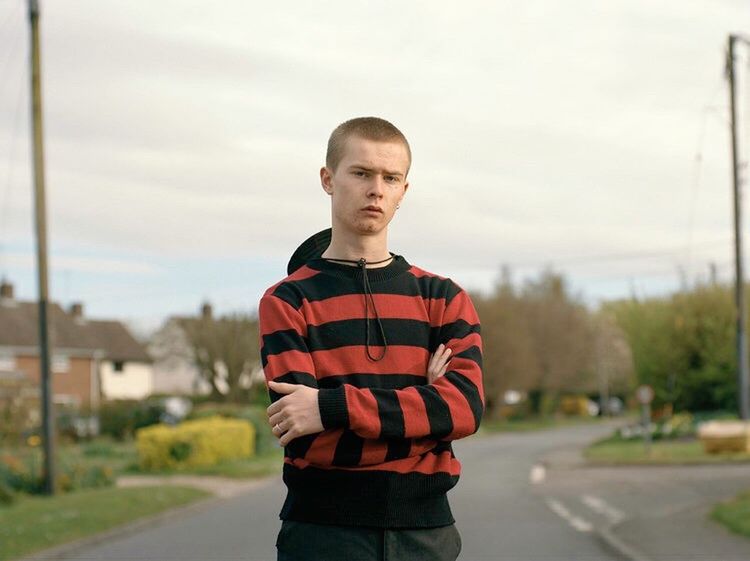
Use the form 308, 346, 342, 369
303, 293, 430, 326
285, 448, 460, 476
271, 269, 461, 310
276, 272, 426, 308
263, 350, 315, 379
455, 344, 483, 367
258, 295, 308, 336
436, 319, 481, 345
313, 346, 429, 378
269, 371, 317, 387
409, 267, 462, 304
307, 318, 430, 351
318, 373, 426, 390
261, 329, 308, 358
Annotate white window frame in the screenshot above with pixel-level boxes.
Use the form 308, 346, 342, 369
0, 350, 15, 372
52, 354, 71, 373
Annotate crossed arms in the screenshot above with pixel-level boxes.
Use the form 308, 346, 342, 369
258, 288, 484, 462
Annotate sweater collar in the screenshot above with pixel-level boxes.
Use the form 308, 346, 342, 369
306, 254, 410, 282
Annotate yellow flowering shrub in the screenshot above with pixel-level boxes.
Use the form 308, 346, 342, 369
136, 416, 255, 471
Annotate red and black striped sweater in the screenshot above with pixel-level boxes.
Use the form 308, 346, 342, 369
258, 254, 484, 528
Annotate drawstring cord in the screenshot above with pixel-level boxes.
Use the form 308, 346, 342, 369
318, 254, 392, 361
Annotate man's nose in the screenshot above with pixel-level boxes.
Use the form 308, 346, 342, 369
367, 176, 385, 197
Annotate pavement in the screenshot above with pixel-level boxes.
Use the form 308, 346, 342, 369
116, 473, 273, 498
539, 445, 750, 561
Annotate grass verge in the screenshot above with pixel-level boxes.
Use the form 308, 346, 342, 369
480, 415, 606, 433
0, 485, 210, 561
711, 490, 750, 538
585, 436, 750, 465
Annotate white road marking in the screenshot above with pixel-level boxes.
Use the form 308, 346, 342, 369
546, 498, 593, 533
580, 494, 626, 525
529, 463, 546, 484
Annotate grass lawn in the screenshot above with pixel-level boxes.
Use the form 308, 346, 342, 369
585, 436, 750, 465
0, 486, 210, 561
3, 437, 139, 477
480, 415, 607, 433
711, 490, 750, 538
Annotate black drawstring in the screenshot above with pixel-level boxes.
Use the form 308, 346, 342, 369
318, 255, 392, 361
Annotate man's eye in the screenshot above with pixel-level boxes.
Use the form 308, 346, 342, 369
385, 176, 397, 182
354, 171, 367, 177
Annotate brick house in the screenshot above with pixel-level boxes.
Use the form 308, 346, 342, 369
0, 280, 152, 409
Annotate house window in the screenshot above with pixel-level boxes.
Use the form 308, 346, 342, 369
52, 355, 70, 373
113, 360, 125, 373
0, 351, 15, 372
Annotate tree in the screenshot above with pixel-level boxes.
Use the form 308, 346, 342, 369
179, 308, 260, 403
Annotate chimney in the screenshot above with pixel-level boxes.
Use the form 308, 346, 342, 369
70, 302, 84, 318
201, 301, 213, 320
0, 279, 13, 300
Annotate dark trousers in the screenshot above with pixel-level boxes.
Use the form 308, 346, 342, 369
276, 520, 462, 561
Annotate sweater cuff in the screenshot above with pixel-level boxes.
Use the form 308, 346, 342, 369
318, 386, 349, 429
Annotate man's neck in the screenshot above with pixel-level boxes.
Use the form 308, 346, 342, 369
321, 230, 392, 268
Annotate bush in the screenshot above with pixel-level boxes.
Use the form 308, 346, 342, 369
188, 403, 274, 454
98, 400, 166, 440
135, 416, 254, 471
0, 453, 115, 496
55, 465, 115, 493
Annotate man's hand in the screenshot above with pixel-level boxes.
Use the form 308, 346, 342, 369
427, 343, 452, 384
267, 381, 324, 446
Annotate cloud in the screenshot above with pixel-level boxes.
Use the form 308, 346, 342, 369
4, 252, 162, 275
0, 0, 747, 321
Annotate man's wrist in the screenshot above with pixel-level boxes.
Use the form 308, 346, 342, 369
318, 386, 349, 429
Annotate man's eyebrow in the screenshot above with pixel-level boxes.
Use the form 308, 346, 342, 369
348, 164, 404, 177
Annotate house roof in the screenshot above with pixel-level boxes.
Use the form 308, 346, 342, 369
0, 299, 150, 362
80, 320, 151, 362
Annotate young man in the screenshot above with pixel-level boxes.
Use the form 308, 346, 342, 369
258, 117, 484, 561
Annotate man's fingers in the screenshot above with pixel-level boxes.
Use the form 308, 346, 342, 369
268, 381, 298, 393
279, 427, 297, 447
427, 344, 444, 371
266, 381, 301, 417
268, 411, 285, 427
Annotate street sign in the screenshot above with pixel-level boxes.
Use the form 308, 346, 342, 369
636, 385, 654, 405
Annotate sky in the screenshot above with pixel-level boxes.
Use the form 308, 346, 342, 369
0, 0, 748, 336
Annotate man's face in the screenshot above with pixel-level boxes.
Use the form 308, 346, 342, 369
320, 136, 410, 237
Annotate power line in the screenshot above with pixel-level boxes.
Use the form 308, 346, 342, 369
0, 0, 23, 90
685, 68, 726, 280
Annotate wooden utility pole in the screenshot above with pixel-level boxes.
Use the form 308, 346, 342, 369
28, 0, 55, 494
728, 34, 750, 420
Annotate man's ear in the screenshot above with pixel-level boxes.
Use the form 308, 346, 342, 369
320, 166, 333, 195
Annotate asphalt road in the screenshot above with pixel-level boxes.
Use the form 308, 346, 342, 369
57, 422, 628, 561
